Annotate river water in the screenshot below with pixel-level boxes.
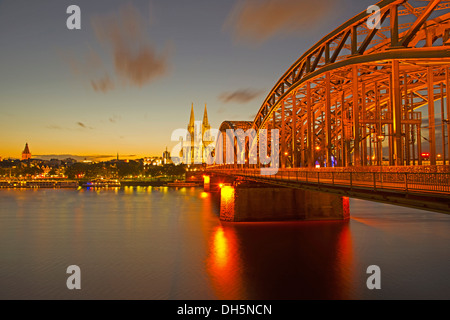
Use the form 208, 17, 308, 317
1, 187, 449, 300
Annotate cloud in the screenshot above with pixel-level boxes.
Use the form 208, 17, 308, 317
224, 0, 336, 45
217, 106, 226, 114
91, 3, 170, 88
46, 125, 64, 130
109, 114, 122, 123
63, 47, 104, 76
219, 88, 264, 104
63, 3, 170, 93
77, 122, 93, 129
91, 74, 115, 93
46, 123, 95, 131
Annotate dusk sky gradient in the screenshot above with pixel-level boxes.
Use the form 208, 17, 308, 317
0, 0, 378, 160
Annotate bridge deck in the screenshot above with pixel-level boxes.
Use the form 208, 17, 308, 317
208, 168, 450, 214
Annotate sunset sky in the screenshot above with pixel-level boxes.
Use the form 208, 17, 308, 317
0, 0, 378, 160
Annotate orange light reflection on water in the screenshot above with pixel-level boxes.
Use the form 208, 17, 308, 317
335, 222, 354, 298
212, 227, 228, 269
200, 192, 209, 199
206, 225, 244, 300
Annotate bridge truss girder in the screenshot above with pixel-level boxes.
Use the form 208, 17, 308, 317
265, 58, 450, 169
248, 0, 450, 169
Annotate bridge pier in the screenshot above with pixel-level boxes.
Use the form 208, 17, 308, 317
219, 183, 349, 222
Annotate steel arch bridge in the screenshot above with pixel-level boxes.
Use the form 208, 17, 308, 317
216, 0, 450, 169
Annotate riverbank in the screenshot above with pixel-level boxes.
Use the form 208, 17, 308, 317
0, 178, 200, 188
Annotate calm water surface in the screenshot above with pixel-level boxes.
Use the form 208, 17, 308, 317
1, 187, 449, 300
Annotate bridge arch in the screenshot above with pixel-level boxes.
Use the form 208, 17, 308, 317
218, 0, 450, 169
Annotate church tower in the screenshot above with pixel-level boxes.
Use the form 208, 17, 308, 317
202, 104, 210, 138
186, 103, 196, 164
202, 104, 212, 164
188, 103, 195, 142
183, 104, 212, 165
22, 143, 31, 160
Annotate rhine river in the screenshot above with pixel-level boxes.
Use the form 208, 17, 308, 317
1, 186, 449, 300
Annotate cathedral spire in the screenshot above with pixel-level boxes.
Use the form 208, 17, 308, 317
189, 103, 195, 128
202, 103, 209, 127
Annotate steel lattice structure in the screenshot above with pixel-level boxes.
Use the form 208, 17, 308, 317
218, 0, 450, 169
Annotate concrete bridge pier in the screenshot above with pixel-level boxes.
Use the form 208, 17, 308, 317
219, 183, 349, 222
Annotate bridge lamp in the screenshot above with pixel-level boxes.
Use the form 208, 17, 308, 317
437, 154, 442, 159
315, 146, 321, 151
284, 152, 289, 156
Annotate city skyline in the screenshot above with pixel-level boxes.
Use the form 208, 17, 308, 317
6, 141, 170, 162
0, 0, 378, 159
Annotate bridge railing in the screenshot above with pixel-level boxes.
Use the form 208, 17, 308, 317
209, 169, 450, 194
